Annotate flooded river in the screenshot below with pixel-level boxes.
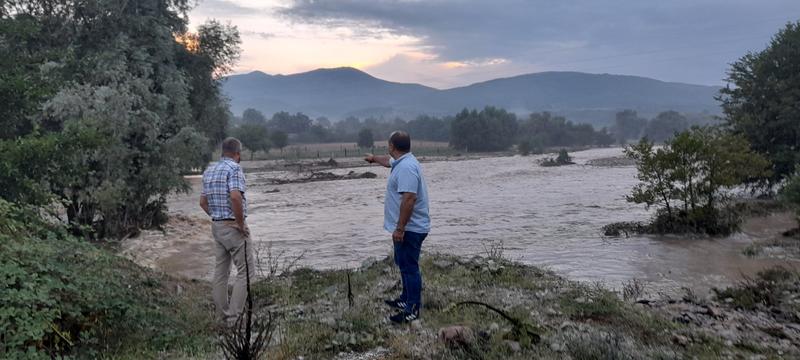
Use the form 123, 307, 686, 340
124, 147, 798, 295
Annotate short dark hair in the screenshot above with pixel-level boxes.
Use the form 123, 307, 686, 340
389, 131, 411, 152
222, 137, 242, 154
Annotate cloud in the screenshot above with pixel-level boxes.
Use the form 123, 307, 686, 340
192, 0, 264, 17
241, 30, 275, 40
279, 0, 800, 84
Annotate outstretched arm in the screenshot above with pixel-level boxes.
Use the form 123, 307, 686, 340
364, 153, 392, 168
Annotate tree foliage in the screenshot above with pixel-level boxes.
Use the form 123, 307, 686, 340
268, 111, 312, 134
625, 127, 771, 235
270, 130, 289, 151
720, 21, 800, 185
613, 110, 648, 144
517, 112, 614, 149
643, 111, 689, 143
780, 169, 800, 228
242, 108, 267, 125
450, 107, 519, 151
232, 124, 271, 160
0, 200, 211, 357
357, 128, 374, 149
0, 0, 241, 238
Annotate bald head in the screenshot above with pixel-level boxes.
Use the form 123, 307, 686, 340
389, 131, 411, 153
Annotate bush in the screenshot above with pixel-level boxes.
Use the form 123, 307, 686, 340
0, 200, 212, 358
780, 170, 800, 228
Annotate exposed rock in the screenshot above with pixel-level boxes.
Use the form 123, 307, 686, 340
438, 326, 476, 348
504, 340, 522, 353
432, 259, 454, 270
672, 334, 691, 347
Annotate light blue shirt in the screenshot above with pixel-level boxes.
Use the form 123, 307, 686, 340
384, 153, 430, 234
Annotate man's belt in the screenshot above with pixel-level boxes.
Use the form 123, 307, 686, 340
212, 218, 236, 222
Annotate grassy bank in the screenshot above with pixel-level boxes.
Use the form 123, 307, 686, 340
250, 254, 799, 359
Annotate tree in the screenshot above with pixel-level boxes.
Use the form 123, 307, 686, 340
780, 169, 800, 229
643, 111, 689, 143
517, 112, 612, 148
518, 140, 532, 156
357, 128, 374, 149
268, 111, 312, 134
625, 127, 771, 234
270, 130, 288, 152
613, 110, 647, 144
315, 116, 332, 128
720, 21, 800, 185
233, 124, 270, 160
242, 108, 267, 125
0, 0, 241, 238
450, 107, 518, 151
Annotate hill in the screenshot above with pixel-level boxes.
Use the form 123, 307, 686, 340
223, 67, 722, 126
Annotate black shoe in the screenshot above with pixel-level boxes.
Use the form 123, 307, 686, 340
383, 298, 407, 311
389, 310, 419, 324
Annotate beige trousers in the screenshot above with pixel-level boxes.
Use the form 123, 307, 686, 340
211, 221, 255, 320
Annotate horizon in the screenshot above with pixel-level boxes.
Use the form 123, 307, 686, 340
189, 1, 800, 89
229, 66, 725, 90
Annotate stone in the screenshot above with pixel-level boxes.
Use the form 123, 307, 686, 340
319, 317, 336, 327
489, 322, 500, 333
438, 326, 476, 348
549, 341, 566, 352
433, 259, 454, 270
504, 340, 522, 353
705, 305, 723, 318
672, 334, 690, 347
411, 320, 423, 331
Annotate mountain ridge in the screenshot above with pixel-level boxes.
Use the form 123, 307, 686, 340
222, 67, 723, 126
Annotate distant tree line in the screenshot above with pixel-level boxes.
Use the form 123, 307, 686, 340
611, 109, 720, 144
232, 106, 622, 154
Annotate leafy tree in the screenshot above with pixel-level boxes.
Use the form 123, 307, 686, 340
407, 115, 451, 142
450, 107, 518, 151
613, 110, 647, 144
518, 140, 532, 156
720, 21, 800, 185
242, 108, 267, 125
518, 112, 613, 148
0, 0, 241, 238
178, 20, 241, 156
233, 124, 271, 160
268, 111, 312, 134
357, 128, 375, 149
780, 169, 800, 229
625, 127, 771, 234
643, 111, 689, 143
270, 130, 289, 152
315, 116, 332, 128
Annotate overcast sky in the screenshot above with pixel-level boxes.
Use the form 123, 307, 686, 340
189, 0, 800, 89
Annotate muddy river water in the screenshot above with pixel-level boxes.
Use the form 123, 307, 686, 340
124, 147, 798, 295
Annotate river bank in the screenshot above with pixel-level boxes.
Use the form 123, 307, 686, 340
116, 251, 800, 359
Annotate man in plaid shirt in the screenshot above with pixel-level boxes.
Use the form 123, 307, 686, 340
199, 137, 254, 322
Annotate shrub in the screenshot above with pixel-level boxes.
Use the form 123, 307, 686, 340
0, 200, 212, 358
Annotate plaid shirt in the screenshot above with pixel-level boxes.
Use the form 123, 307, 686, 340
201, 157, 247, 220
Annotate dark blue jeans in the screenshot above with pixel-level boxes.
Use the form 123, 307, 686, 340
393, 231, 427, 314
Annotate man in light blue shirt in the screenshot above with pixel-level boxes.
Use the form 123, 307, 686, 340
365, 131, 430, 324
